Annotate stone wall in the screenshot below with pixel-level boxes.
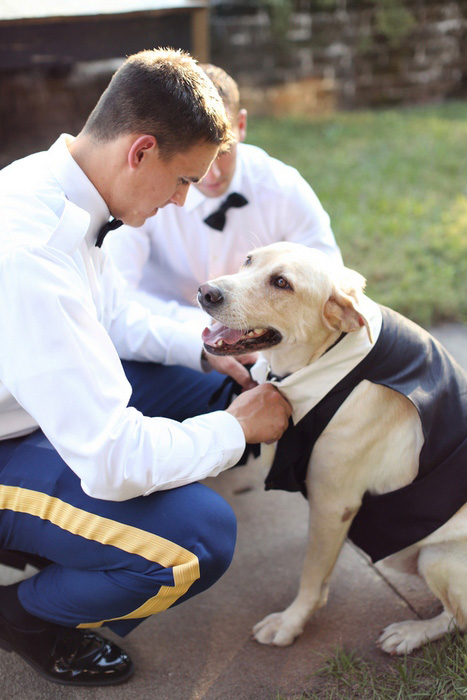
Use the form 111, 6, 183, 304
0, 61, 118, 167
210, 0, 467, 116
1, 1, 466, 166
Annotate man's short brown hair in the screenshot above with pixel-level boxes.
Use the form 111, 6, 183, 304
200, 64, 240, 117
83, 48, 233, 158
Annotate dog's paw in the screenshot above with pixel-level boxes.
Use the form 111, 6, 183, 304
252, 612, 303, 647
378, 619, 436, 655
378, 621, 422, 655
379, 612, 454, 655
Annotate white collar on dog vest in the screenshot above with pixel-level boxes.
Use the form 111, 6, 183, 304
251, 295, 383, 426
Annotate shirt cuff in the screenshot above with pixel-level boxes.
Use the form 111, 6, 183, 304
188, 409, 246, 476
212, 410, 246, 469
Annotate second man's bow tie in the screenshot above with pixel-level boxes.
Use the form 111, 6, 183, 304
203, 193, 248, 231
95, 218, 123, 248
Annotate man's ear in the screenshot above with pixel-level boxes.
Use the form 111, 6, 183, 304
323, 287, 373, 343
237, 109, 247, 143
128, 135, 157, 170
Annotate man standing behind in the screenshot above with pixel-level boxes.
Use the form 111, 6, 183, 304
107, 64, 342, 325
0, 49, 291, 687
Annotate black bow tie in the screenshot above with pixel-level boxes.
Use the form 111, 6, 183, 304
203, 193, 248, 231
95, 218, 123, 248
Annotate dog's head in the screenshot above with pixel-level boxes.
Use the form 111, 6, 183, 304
198, 242, 372, 375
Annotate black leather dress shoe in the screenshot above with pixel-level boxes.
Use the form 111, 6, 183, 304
0, 612, 134, 686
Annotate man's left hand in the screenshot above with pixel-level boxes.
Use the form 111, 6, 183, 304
205, 352, 259, 390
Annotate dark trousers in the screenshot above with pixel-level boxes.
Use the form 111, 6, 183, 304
0, 362, 236, 636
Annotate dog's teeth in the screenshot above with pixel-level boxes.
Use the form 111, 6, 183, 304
245, 328, 266, 338
216, 339, 225, 347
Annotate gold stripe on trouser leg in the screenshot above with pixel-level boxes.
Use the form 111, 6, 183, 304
0, 485, 200, 627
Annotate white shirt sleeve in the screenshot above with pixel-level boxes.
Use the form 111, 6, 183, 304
124, 287, 209, 324
102, 253, 207, 370
0, 246, 245, 501
106, 224, 209, 324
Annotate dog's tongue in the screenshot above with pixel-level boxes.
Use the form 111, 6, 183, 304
202, 321, 244, 347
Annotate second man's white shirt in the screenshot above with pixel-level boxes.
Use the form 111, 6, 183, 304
106, 143, 342, 324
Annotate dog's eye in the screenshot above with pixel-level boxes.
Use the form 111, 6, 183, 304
243, 255, 252, 266
273, 276, 292, 290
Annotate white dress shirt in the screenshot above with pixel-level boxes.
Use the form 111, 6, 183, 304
106, 143, 342, 324
0, 135, 245, 500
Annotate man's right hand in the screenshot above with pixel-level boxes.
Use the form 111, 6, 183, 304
226, 383, 291, 444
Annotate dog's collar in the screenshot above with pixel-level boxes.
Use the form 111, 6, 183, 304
324, 331, 347, 354
251, 296, 383, 425
267, 332, 347, 382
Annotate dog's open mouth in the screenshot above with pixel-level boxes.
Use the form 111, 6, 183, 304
202, 321, 282, 356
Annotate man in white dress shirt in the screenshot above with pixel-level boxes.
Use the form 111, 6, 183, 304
107, 64, 342, 326
0, 48, 291, 686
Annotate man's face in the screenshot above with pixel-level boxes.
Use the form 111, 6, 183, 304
195, 109, 247, 199
117, 138, 219, 227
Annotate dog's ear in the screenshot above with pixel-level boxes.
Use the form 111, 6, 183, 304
323, 286, 373, 343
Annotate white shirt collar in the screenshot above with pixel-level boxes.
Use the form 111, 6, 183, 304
47, 134, 110, 247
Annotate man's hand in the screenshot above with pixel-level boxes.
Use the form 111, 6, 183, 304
204, 351, 259, 390
226, 383, 292, 444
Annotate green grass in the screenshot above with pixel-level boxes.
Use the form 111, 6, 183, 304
247, 101, 467, 327
275, 629, 467, 699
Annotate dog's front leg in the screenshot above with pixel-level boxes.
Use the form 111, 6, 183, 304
253, 488, 357, 647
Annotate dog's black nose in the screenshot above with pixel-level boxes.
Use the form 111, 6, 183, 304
198, 283, 224, 307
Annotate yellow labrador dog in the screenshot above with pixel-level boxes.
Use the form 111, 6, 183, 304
198, 242, 467, 655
